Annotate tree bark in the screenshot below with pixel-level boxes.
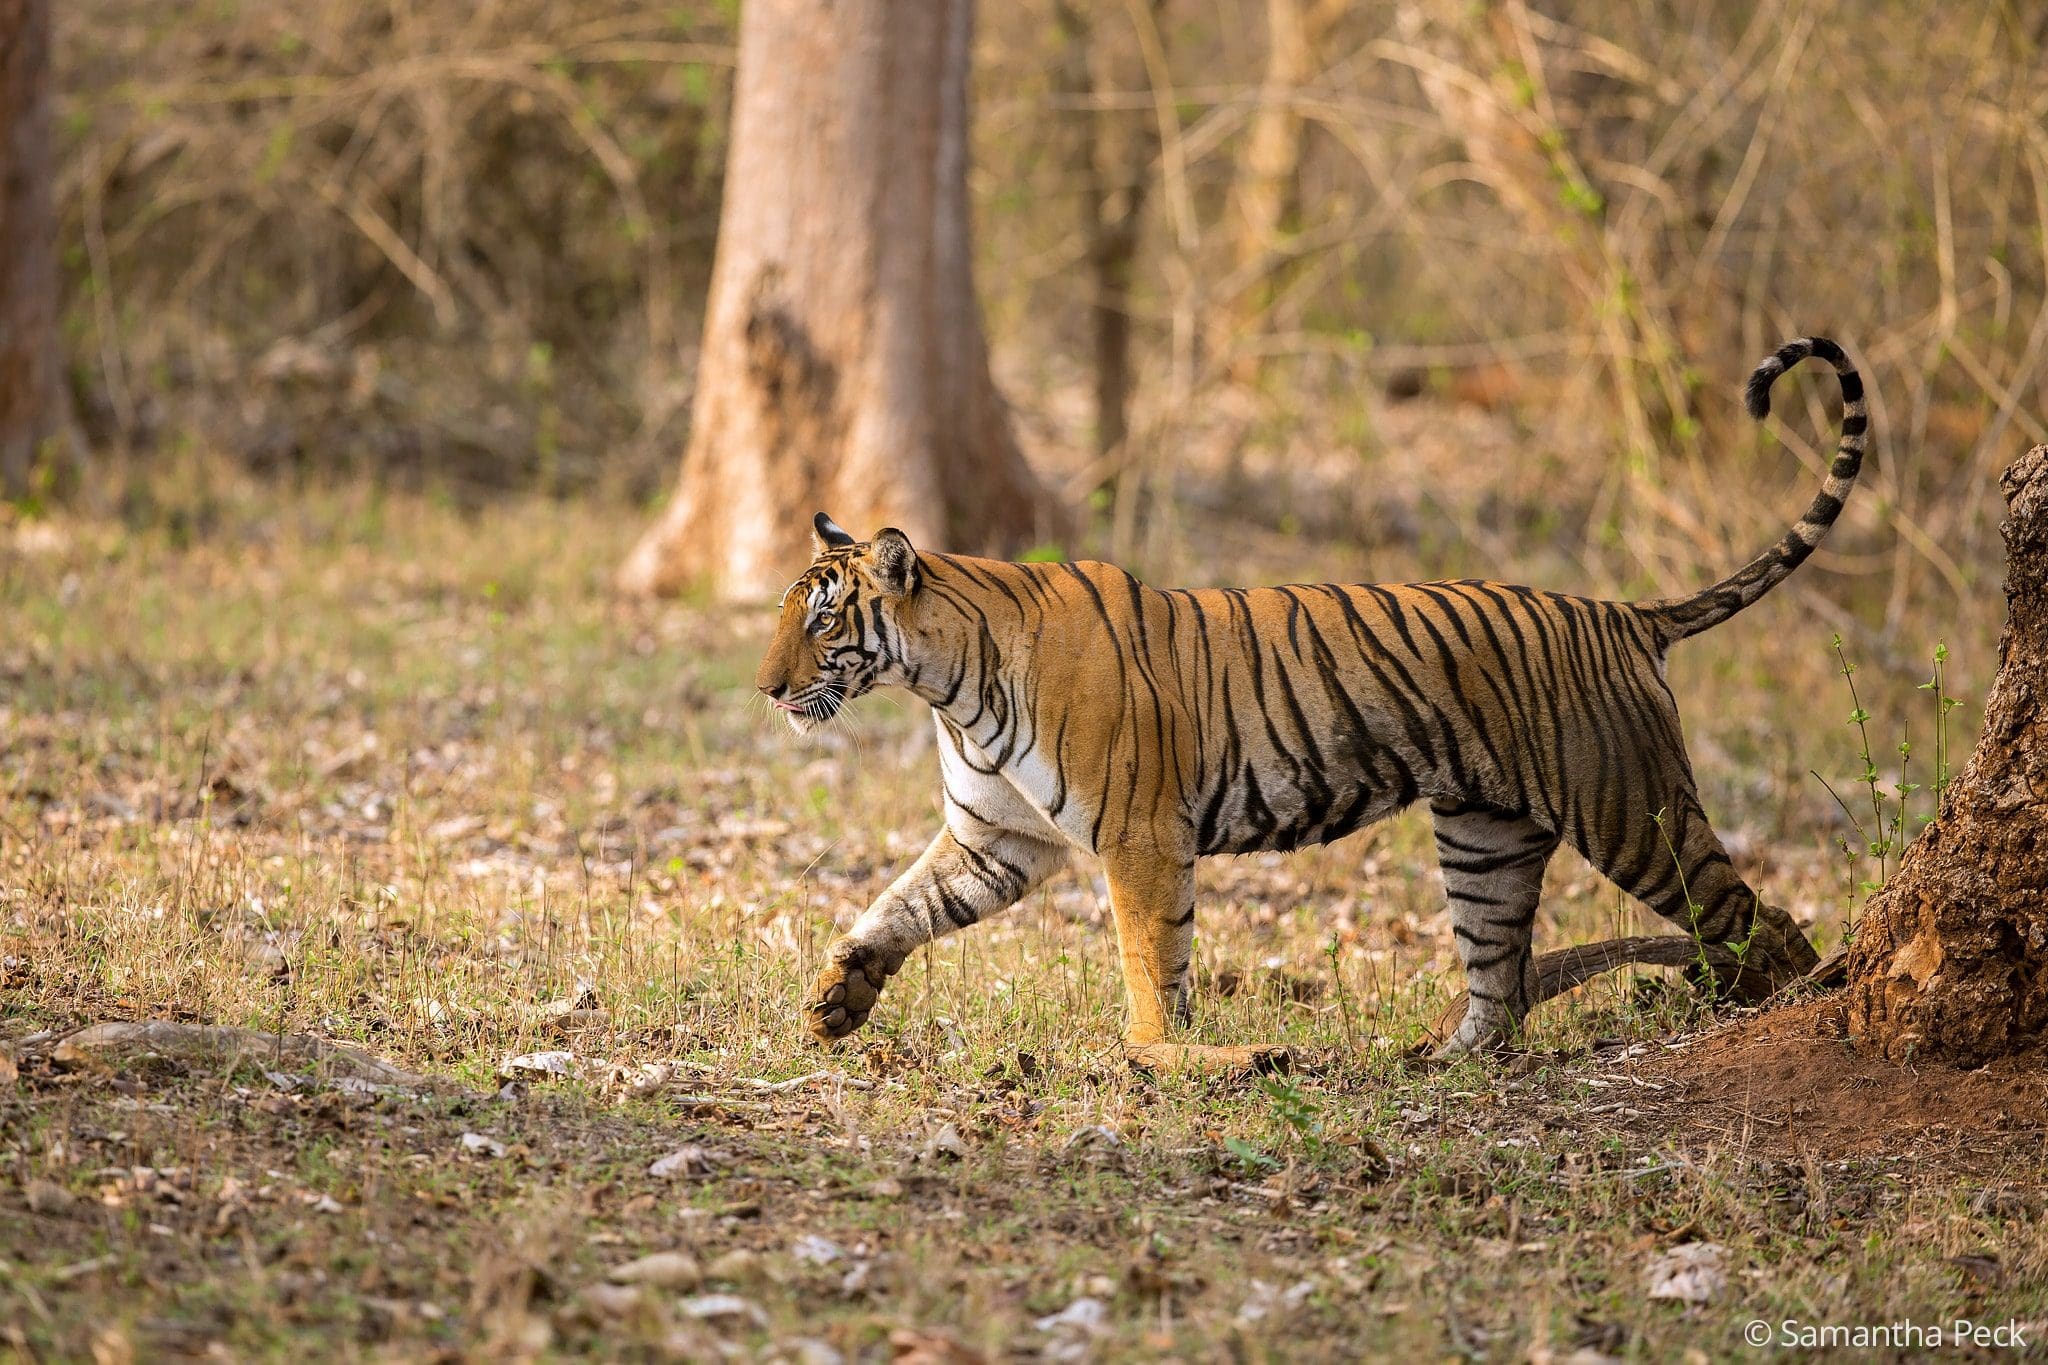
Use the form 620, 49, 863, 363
1054, 1, 1155, 471
0, 0, 60, 497
618, 0, 1058, 601
1222, 0, 1343, 343
1844, 444, 2048, 1065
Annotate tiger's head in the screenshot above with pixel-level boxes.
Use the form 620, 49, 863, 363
755, 512, 923, 733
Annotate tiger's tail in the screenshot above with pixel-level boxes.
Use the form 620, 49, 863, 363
1641, 337, 1867, 645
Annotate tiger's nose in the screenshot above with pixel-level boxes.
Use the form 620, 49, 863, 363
759, 681, 787, 700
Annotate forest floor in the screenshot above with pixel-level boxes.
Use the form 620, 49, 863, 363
1, 467, 2043, 1362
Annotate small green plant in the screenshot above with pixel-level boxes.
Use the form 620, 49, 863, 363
1813, 637, 1966, 934
1649, 807, 1714, 984
1325, 935, 1360, 1051
1650, 807, 1753, 999
1223, 1136, 1281, 1175
1258, 1073, 1329, 1162
1833, 634, 1897, 880
1918, 640, 1962, 820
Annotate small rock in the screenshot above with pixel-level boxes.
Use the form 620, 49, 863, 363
681, 1293, 767, 1327
791, 1234, 843, 1265
25, 1179, 76, 1215
704, 1249, 766, 1284
1237, 1278, 1316, 1323
459, 1132, 509, 1159
919, 1123, 967, 1162
1036, 1295, 1107, 1359
607, 1251, 702, 1289
886, 1328, 988, 1365
649, 1144, 718, 1179
780, 1338, 846, 1365
579, 1282, 644, 1319
1034, 1296, 1108, 1334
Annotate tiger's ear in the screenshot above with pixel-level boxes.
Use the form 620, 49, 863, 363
868, 527, 921, 597
812, 512, 856, 555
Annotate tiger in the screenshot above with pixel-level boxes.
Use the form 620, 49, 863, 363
755, 337, 1856, 1070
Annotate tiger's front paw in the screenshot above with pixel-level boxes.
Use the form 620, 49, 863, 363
807, 940, 893, 1041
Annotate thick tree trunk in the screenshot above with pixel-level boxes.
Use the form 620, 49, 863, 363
618, 0, 1058, 601
0, 0, 60, 496
1844, 444, 2048, 1065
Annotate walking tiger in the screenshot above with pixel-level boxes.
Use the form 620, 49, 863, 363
756, 338, 1853, 1069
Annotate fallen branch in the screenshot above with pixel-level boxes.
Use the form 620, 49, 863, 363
32, 1021, 466, 1095
733, 1069, 875, 1093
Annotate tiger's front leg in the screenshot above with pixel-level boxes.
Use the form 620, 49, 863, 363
1104, 844, 1290, 1076
807, 824, 1067, 1040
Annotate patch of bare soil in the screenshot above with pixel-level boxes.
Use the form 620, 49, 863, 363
1625, 996, 2048, 1164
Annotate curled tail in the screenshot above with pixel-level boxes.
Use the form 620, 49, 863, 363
1642, 337, 1867, 644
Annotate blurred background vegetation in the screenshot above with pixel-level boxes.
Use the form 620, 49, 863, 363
44, 1, 2048, 619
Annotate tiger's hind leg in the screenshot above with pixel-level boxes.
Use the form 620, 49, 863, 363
1576, 789, 1818, 999
1104, 847, 1289, 1076
1430, 802, 1561, 1058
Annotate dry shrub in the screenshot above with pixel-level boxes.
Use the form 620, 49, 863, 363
55, 0, 737, 494
978, 0, 2048, 629
46, 0, 2048, 636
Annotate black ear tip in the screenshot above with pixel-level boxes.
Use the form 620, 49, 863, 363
813, 512, 856, 548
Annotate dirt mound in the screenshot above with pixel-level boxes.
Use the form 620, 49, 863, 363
1630, 997, 2048, 1162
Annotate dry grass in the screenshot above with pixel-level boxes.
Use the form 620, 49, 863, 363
1, 461, 2042, 1360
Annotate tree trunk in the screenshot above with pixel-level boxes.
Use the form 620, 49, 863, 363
1222, 0, 1342, 345
1844, 444, 2048, 1065
1054, 1, 1154, 470
618, 0, 1058, 601
0, 0, 60, 497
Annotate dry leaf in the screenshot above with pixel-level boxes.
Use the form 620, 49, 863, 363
578, 1283, 645, 1319
611, 1062, 673, 1098
1646, 1243, 1727, 1304
791, 1234, 844, 1265
499, 1050, 578, 1080
918, 1124, 967, 1162
681, 1293, 767, 1327
608, 1250, 703, 1289
888, 1328, 989, 1365
649, 1144, 719, 1179
459, 1132, 509, 1159
1035, 1298, 1107, 1332
704, 1249, 767, 1284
